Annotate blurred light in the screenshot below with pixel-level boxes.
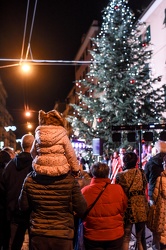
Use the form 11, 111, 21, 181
25, 111, 31, 117
16, 139, 21, 143
21, 63, 30, 73
71, 140, 86, 150
4, 126, 17, 132
27, 122, 32, 129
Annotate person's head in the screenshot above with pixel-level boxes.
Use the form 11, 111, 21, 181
2, 146, 16, 159
113, 151, 119, 158
154, 140, 166, 153
38, 110, 65, 127
90, 162, 109, 178
21, 134, 34, 152
123, 152, 138, 170
119, 147, 126, 155
0, 150, 11, 168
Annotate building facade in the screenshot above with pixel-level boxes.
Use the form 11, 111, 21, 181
139, 0, 166, 105
0, 78, 16, 149
63, 20, 100, 135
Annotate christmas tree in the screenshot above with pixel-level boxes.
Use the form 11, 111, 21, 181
68, 0, 165, 148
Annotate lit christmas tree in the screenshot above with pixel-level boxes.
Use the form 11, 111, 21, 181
68, 0, 165, 148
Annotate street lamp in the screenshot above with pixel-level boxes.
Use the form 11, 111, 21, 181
27, 122, 33, 129
21, 63, 31, 73
25, 110, 31, 117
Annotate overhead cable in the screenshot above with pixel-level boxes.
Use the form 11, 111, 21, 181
20, 0, 30, 63
25, 0, 38, 60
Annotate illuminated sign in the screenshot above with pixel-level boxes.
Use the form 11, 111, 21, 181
71, 140, 86, 150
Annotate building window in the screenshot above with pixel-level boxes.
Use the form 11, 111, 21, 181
142, 63, 150, 80
139, 25, 151, 45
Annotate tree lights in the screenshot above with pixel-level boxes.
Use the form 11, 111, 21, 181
68, 0, 165, 148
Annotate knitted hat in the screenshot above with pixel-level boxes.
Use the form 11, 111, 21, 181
154, 140, 166, 153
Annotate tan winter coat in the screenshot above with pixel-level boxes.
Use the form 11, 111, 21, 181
153, 170, 166, 244
31, 125, 79, 176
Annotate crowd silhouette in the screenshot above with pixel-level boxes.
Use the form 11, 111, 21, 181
0, 112, 166, 250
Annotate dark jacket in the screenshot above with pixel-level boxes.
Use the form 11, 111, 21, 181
19, 172, 87, 239
0, 152, 33, 221
144, 152, 166, 199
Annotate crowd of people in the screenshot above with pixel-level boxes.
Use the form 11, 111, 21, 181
0, 109, 166, 250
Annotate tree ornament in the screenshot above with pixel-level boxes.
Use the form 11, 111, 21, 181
97, 118, 102, 123
130, 79, 136, 84
142, 42, 147, 47
114, 5, 119, 10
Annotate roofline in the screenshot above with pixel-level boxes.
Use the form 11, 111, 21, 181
138, 0, 163, 22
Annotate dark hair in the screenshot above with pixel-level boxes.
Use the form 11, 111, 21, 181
90, 162, 109, 178
0, 150, 11, 168
123, 152, 137, 169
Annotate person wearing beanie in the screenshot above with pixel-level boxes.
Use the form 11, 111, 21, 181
30, 110, 80, 176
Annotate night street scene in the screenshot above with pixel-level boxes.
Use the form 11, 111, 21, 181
0, 0, 166, 249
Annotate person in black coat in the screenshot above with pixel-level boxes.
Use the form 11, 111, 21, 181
0, 150, 11, 249
144, 140, 166, 203
0, 134, 34, 250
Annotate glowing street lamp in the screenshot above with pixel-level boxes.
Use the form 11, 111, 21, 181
21, 63, 31, 73
27, 122, 33, 129
25, 111, 31, 117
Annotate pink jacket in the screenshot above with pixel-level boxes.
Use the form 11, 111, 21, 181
31, 125, 79, 176
81, 178, 127, 241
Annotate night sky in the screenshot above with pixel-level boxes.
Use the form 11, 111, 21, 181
0, 0, 152, 138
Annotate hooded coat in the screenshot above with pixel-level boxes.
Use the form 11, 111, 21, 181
0, 152, 33, 221
31, 125, 79, 176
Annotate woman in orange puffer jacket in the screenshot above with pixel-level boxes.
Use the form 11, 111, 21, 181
81, 162, 128, 250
